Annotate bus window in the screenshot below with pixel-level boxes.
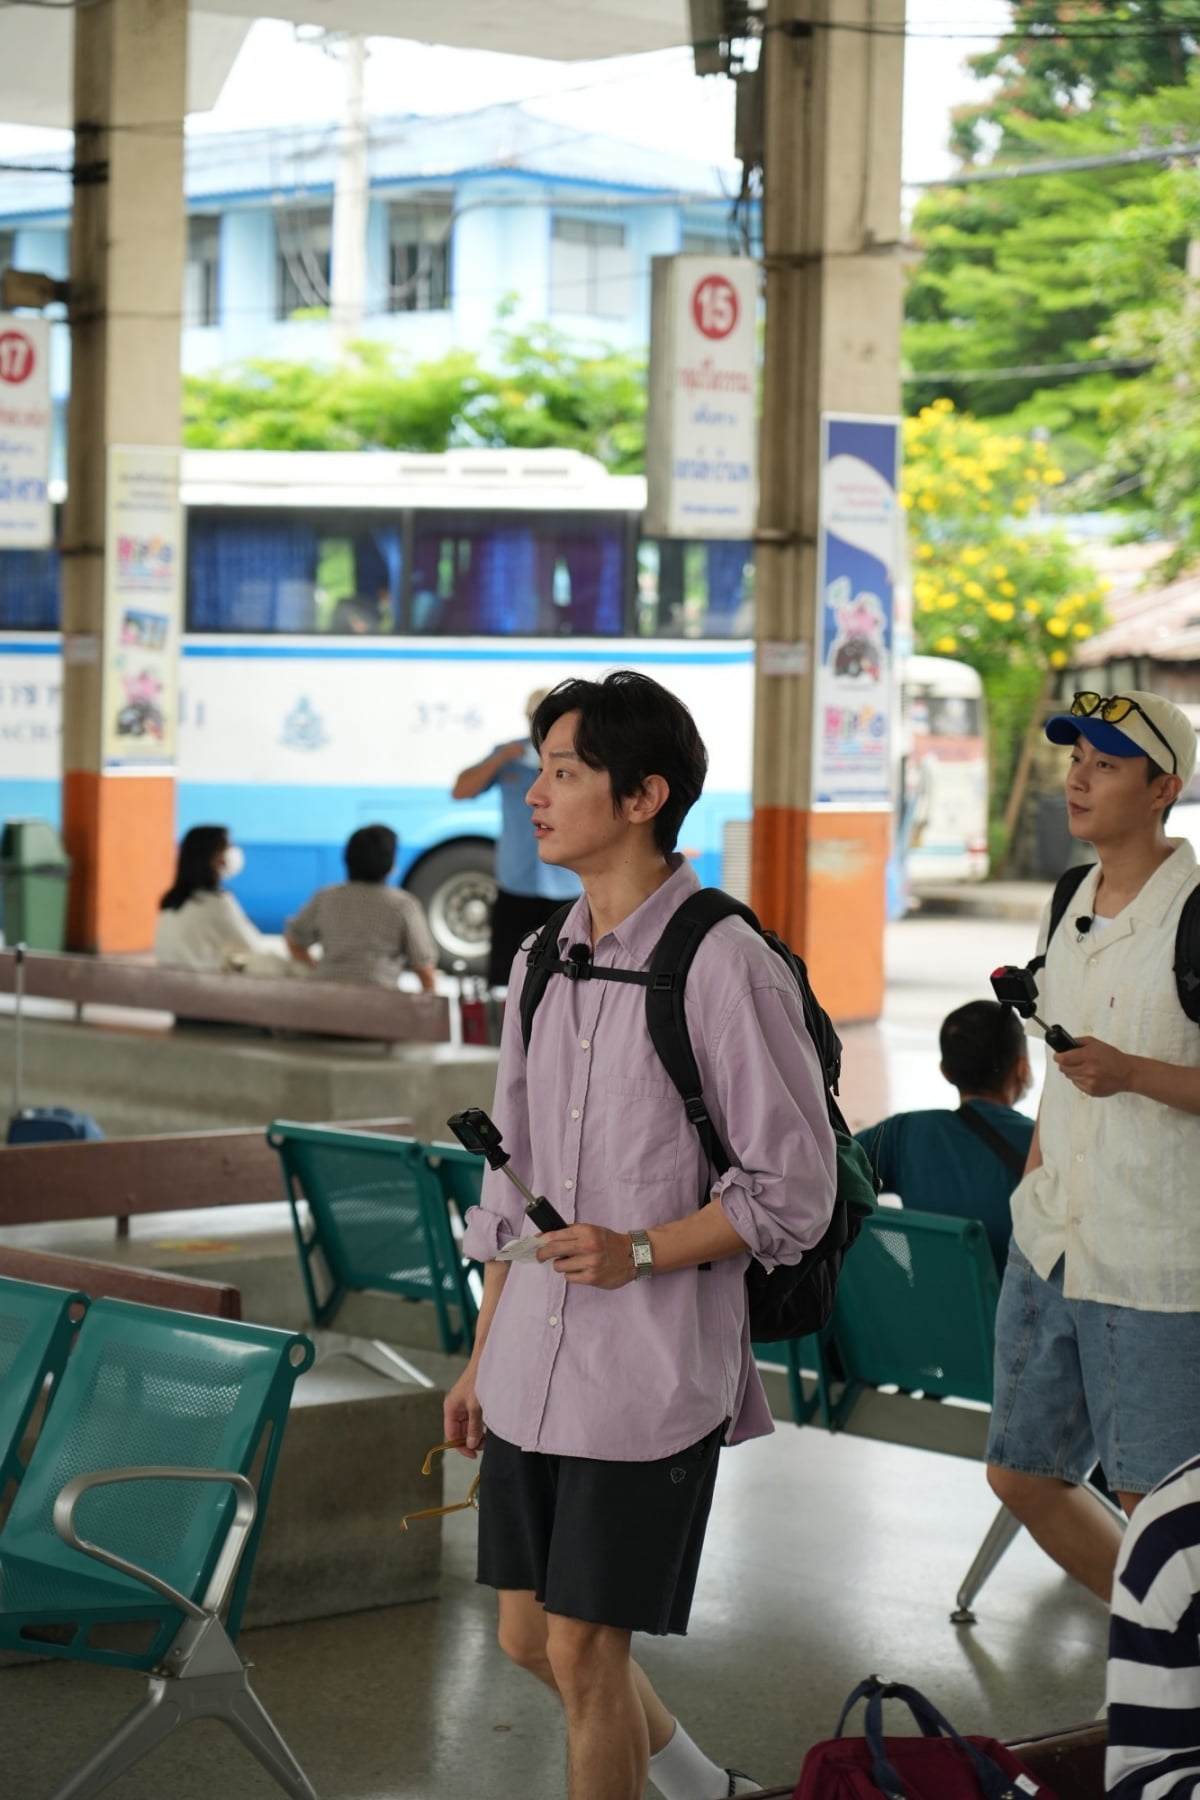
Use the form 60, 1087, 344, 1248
926, 694, 981, 738
637, 539, 754, 638
411, 512, 625, 636
187, 512, 403, 633
0, 548, 60, 629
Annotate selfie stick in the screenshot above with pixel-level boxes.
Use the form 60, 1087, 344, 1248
446, 1108, 568, 1234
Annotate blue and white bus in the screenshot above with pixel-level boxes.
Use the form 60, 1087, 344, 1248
0, 448, 757, 970
0, 448, 991, 964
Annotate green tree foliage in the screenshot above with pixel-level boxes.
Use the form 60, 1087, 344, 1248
905, 76, 1200, 461
953, 1, 1197, 162
904, 401, 1109, 845
183, 326, 647, 473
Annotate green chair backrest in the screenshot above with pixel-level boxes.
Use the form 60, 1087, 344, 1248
0, 1275, 87, 1499
829, 1208, 1001, 1405
422, 1140, 484, 1221
1, 1297, 313, 1640
268, 1121, 470, 1348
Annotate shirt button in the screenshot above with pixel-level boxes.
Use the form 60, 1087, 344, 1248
571, 1108, 580, 1120
1075, 1151, 1085, 1163
580, 1038, 590, 1050
564, 1178, 574, 1190
548, 1314, 559, 1327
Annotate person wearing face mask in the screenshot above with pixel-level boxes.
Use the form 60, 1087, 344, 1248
853, 1000, 1033, 1275
154, 825, 276, 973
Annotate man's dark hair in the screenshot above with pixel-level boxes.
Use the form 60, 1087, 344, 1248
530, 671, 708, 855
159, 825, 228, 911
940, 1000, 1027, 1095
345, 823, 398, 883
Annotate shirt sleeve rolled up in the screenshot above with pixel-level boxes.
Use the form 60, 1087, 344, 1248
693, 974, 837, 1272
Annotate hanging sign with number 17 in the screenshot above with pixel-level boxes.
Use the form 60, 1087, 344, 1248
0, 315, 52, 550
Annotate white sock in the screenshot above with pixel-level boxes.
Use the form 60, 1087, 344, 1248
648, 1721, 760, 1800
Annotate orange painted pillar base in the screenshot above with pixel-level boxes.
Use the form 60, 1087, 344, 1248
62, 771, 176, 953
752, 807, 888, 1024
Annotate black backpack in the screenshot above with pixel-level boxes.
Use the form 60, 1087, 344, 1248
519, 888, 877, 1342
1032, 863, 1200, 1018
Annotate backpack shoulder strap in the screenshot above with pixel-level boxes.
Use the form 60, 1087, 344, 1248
1029, 862, 1093, 975
518, 902, 576, 1054
956, 1103, 1027, 1180
1174, 881, 1200, 1024
644, 888, 760, 1179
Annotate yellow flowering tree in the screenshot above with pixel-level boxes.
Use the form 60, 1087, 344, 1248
904, 400, 1109, 854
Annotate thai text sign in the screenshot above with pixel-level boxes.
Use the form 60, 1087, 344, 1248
812, 414, 900, 810
101, 446, 184, 766
645, 255, 758, 538
0, 316, 51, 550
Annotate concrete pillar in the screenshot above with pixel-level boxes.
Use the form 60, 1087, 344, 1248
751, 0, 904, 1022
62, 0, 186, 950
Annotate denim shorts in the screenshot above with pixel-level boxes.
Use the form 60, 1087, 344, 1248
986, 1243, 1200, 1495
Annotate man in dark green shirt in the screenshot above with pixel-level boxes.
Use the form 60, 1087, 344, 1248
853, 1000, 1033, 1273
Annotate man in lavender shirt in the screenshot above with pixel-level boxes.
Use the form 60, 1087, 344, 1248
446, 672, 836, 1800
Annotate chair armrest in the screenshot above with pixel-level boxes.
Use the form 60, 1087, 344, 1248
53, 1466, 258, 1621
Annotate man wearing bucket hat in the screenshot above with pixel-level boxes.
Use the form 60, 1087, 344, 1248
986, 688, 1200, 1602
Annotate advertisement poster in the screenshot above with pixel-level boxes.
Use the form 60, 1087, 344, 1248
100, 446, 184, 767
644, 254, 758, 538
812, 414, 900, 809
0, 315, 52, 550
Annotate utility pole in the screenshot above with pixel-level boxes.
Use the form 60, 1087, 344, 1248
331, 34, 368, 348
750, 0, 905, 1022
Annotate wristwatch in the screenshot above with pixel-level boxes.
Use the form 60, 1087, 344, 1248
630, 1229, 655, 1279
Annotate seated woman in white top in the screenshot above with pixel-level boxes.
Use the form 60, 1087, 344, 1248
154, 825, 274, 972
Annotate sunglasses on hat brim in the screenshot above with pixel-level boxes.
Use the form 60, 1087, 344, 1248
1070, 692, 1177, 776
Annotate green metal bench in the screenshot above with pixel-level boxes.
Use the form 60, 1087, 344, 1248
752, 1333, 834, 1429
0, 1296, 316, 1800
0, 1274, 88, 1508
268, 1120, 479, 1383
827, 1208, 1000, 1425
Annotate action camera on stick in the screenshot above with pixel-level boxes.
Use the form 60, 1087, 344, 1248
990, 966, 1080, 1053
447, 1107, 568, 1234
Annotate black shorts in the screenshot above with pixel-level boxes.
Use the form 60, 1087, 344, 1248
476, 1423, 724, 1636
488, 889, 567, 990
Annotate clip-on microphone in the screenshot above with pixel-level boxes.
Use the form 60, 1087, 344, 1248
1075, 915, 1093, 937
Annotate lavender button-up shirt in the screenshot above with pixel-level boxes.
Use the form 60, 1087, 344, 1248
462, 857, 837, 1462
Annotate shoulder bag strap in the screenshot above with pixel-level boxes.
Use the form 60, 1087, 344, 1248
956, 1104, 1027, 1179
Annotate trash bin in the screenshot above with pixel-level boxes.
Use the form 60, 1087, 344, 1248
0, 818, 72, 950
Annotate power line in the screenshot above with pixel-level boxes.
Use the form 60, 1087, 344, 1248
907, 137, 1200, 188
905, 356, 1155, 383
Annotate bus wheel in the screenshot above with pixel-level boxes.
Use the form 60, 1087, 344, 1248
404, 840, 496, 976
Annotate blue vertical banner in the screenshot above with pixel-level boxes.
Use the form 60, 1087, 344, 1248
812, 413, 900, 809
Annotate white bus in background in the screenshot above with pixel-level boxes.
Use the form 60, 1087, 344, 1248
897, 654, 989, 893
0, 449, 757, 971
0, 450, 987, 966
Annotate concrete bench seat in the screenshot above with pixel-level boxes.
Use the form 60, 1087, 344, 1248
0, 1005, 498, 1141
0, 946, 449, 1042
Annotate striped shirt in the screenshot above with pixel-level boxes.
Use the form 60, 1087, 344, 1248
1107, 1452, 1200, 1800
285, 883, 437, 988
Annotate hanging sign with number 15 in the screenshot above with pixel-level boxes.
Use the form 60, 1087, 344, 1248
645, 256, 759, 539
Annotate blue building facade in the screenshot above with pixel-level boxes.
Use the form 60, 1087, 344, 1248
0, 105, 744, 470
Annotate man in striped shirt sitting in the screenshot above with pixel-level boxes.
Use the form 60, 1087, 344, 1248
1107, 1451, 1200, 1800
